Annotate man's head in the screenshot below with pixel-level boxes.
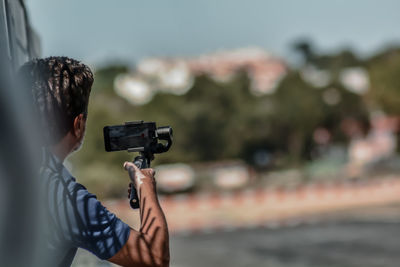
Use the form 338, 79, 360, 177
20, 56, 93, 157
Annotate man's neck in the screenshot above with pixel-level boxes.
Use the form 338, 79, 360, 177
50, 144, 69, 163
50, 134, 74, 163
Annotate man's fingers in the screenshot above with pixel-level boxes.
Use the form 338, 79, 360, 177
124, 161, 139, 172
123, 162, 141, 180
124, 162, 155, 176
142, 168, 156, 177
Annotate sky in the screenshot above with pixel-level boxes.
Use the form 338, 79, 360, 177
25, 0, 400, 66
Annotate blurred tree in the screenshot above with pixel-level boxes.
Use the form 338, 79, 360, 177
269, 71, 325, 163
292, 39, 315, 64
292, 41, 370, 142
367, 47, 400, 114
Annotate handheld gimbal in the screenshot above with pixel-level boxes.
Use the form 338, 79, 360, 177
104, 121, 173, 209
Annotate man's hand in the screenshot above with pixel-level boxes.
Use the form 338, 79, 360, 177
124, 162, 156, 195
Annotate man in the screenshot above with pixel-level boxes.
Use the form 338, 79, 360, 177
19, 57, 170, 267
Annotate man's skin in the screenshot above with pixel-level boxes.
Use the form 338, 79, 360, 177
51, 114, 170, 267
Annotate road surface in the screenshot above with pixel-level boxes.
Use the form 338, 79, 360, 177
72, 203, 400, 267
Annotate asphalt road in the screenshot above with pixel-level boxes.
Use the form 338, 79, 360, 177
73, 218, 400, 267
170, 220, 400, 267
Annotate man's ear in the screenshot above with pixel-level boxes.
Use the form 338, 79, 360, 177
73, 113, 86, 138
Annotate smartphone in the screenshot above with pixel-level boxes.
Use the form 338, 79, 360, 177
103, 121, 157, 152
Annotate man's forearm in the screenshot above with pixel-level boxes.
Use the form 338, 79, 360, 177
138, 180, 170, 266
110, 163, 170, 267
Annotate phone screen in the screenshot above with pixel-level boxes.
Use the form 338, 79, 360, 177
103, 123, 153, 152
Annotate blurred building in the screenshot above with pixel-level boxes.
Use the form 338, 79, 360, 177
188, 47, 287, 95
155, 163, 196, 193
300, 65, 369, 95
339, 67, 369, 94
114, 47, 287, 105
347, 112, 398, 177
201, 160, 252, 190
300, 65, 331, 88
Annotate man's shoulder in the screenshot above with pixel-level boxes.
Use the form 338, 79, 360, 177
42, 166, 94, 204
40, 148, 85, 191
40, 164, 96, 212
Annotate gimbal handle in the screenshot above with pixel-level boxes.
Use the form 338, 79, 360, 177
129, 154, 150, 209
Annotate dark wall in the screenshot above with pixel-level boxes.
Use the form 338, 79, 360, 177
1, 0, 40, 71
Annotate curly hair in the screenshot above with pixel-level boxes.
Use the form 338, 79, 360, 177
19, 56, 94, 145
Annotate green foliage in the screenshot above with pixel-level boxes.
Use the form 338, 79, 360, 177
367, 48, 400, 114
269, 71, 325, 161
92, 65, 129, 94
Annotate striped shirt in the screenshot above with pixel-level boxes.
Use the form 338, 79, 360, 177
39, 148, 130, 266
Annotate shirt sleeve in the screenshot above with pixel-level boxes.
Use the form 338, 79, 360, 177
50, 178, 131, 260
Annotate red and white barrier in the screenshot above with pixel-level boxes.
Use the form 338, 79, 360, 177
105, 176, 400, 235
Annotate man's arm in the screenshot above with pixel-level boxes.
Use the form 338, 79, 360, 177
108, 162, 170, 267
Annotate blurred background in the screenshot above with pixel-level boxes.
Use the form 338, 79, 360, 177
23, 0, 400, 266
